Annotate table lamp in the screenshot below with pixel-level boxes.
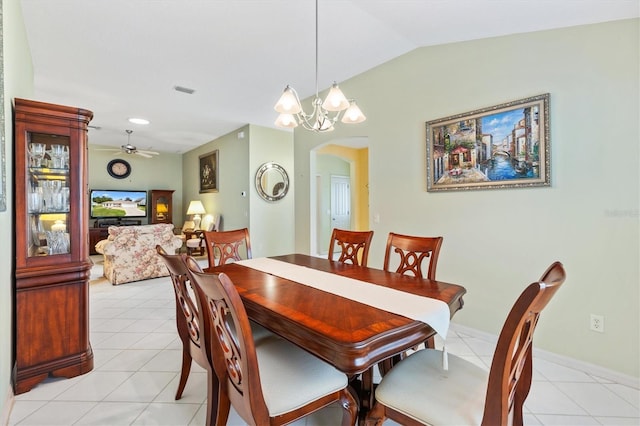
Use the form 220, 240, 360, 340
156, 202, 168, 220
186, 200, 206, 230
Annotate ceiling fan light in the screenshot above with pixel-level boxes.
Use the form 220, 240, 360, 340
322, 83, 350, 112
275, 113, 299, 129
274, 86, 302, 114
341, 100, 366, 124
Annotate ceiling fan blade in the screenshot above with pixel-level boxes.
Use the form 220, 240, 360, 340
135, 151, 153, 158
138, 150, 159, 155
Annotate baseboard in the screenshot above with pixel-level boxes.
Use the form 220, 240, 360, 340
1, 386, 15, 426
449, 323, 640, 389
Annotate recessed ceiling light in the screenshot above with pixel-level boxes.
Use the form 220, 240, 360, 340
128, 117, 150, 125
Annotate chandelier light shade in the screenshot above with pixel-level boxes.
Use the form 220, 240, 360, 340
186, 200, 206, 230
274, 0, 366, 132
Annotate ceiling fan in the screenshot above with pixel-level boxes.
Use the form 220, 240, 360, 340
96, 130, 159, 158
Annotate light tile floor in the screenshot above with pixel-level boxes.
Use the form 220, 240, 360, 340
8, 259, 639, 425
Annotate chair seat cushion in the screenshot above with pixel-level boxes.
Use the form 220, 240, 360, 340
186, 238, 205, 248
375, 349, 488, 426
256, 336, 348, 417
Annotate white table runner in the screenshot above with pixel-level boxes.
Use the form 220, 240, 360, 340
235, 257, 450, 339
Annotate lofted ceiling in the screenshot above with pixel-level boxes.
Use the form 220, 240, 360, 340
20, 0, 638, 154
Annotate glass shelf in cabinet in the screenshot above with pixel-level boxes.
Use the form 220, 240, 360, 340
28, 167, 69, 177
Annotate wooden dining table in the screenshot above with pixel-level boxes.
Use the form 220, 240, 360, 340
208, 253, 466, 417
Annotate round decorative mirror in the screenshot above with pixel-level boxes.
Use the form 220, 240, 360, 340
255, 162, 289, 202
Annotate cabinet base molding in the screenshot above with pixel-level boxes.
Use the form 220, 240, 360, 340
14, 348, 94, 395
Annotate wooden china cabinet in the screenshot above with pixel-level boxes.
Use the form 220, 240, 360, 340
13, 98, 94, 394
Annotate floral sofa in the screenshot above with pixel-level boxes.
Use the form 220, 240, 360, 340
95, 223, 182, 285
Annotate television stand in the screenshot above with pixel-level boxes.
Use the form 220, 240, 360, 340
90, 219, 143, 254
94, 218, 142, 228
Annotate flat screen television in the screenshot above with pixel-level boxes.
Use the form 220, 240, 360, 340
90, 189, 147, 219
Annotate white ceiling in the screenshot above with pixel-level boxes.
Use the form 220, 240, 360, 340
20, 0, 639, 154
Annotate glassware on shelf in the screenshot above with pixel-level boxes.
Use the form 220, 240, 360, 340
39, 180, 63, 212
60, 187, 70, 211
40, 181, 53, 212
49, 144, 66, 168
28, 188, 44, 213
28, 143, 46, 167
63, 146, 70, 169
52, 192, 64, 211
45, 230, 69, 255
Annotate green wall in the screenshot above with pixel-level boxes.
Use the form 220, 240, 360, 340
181, 124, 294, 257
182, 125, 251, 232
294, 19, 640, 378
88, 145, 184, 226
247, 124, 295, 258
1, 0, 34, 419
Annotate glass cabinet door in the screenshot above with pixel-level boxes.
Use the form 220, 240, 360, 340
150, 190, 174, 224
26, 132, 71, 258
155, 195, 169, 222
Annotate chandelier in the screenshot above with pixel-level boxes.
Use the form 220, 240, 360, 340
273, 0, 366, 132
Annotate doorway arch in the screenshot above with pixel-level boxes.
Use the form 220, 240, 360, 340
310, 137, 370, 257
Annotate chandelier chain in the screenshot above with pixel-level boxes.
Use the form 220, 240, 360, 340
273, 0, 366, 132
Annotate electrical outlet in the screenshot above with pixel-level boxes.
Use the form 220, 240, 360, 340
590, 314, 604, 333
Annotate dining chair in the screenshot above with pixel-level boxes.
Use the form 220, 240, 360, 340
328, 228, 374, 266
365, 261, 566, 426
156, 246, 273, 423
185, 257, 359, 426
155, 246, 208, 401
383, 232, 443, 279
382, 232, 444, 353
203, 227, 252, 269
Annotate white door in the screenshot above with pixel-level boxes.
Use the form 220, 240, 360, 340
331, 175, 351, 231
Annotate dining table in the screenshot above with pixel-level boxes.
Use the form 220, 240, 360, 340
207, 253, 467, 419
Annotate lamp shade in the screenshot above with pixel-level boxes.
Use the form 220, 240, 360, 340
186, 200, 206, 215
275, 113, 299, 129
274, 86, 302, 114
156, 203, 168, 213
321, 83, 350, 112
341, 100, 366, 124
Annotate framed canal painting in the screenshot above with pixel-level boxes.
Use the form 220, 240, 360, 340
426, 93, 550, 192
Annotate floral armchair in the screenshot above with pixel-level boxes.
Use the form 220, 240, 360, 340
96, 223, 182, 285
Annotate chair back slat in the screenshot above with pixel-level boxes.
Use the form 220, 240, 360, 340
383, 233, 443, 279
482, 261, 566, 426
156, 246, 201, 351
328, 228, 374, 266
186, 258, 271, 424
203, 228, 252, 269
156, 246, 209, 402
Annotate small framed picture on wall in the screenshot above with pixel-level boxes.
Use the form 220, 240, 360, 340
199, 150, 219, 193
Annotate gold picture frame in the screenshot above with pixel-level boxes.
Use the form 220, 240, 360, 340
426, 93, 550, 192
